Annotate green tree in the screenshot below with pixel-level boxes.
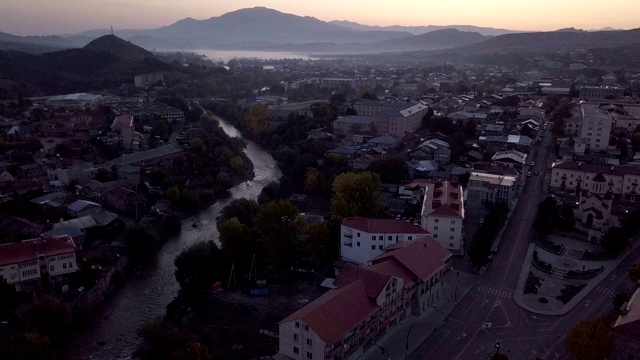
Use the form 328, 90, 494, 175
367, 158, 408, 184
602, 226, 630, 255
533, 196, 558, 238
137, 322, 200, 360
125, 224, 161, 266
244, 104, 269, 135
0, 276, 16, 312
219, 198, 258, 225
253, 200, 305, 269
29, 295, 73, 345
218, 217, 254, 268
166, 187, 181, 203
229, 156, 244, 173
331, 172, 385, 220
95, 168, 111, 182
189, 138, 205, 153
174, 241, 226, 294
564, 316, 613, 360
151, 120, 170, 140
168, 341, 211, 360
629, 263, 640, 283
5, 332, 57, 360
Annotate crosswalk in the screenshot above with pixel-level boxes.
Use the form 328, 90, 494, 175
594, 286, 617, 296
477, 285, 513, 299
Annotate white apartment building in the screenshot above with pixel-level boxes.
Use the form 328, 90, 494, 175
353, 100, 430, 138
576, 104, 613, 154
0, 235, 77, 291
551, 161, 640, 201
340, 217, 429, 266
420, 181, 465, 253
580, 86, 625, 100
466, 172, 517, 210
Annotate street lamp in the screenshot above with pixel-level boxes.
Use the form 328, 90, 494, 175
495, 341, 501, 358
405, 324, 415, 360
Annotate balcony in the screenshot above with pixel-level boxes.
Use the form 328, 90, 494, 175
343, 242, 353, 247
344, 233, 353, 239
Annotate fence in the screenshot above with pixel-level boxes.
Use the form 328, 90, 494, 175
71, 256, 128, 314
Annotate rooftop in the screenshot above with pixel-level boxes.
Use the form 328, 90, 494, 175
421, 181, 464, 219
0, 235, 76, 267
343, 217, 429, 235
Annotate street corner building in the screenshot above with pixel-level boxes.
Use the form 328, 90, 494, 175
278, 237, 452, 360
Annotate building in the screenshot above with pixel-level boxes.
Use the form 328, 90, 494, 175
279, 237, 451, 360
353, 100, 430, 138
580, 86, 625, 100
108, 145, 183, 167
576, 104, 613, 154
420, 181, 464, 253
0, 235, 77, 291
111, 115, 135, 149
332, 116, 375, 136
44, 93, 102, 108
610, 288, 640, 360
550, 161, 640, 201
134, 73, 164, 88
478, 135, 533, 151
575, 173, 615, 243
339, 217, 429, 266
67, 200, 102, 218
491, 150, 527, 169
466, 172, 517, 210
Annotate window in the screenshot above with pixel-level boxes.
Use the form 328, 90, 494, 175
371, 245, 376, 250
449, 243, 454, 247
451, 220, 456, 224
294, 334, 299, 341
50, 266, 54, 271
356, 242, 360, 247
434, 219, 439, 223
450, 228, 455, 232
357, 232, 360, 237
434, 226, 438, 230
408, 236, 412, 240
293, 346, 299, 354
307, 339, 312, 346
304, 325, 308, 331
63, 263, 67, 269
433, 234, 438, 238
388, 236, 392, 241
306, 352, 313, 359
378, 245, 383, 250
450, 236, 455, 239
68, 262, 73, 268
295, 321, 300, 329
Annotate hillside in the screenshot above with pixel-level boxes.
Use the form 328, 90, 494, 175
371, 29, 489, 52
449, 28, 640, 54
329, 20, 518, 36
83, 34, 154, 59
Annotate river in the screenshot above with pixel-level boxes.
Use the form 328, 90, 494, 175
69, 118, 281, 360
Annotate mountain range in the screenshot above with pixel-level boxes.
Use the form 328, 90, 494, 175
0, 6, 638, 55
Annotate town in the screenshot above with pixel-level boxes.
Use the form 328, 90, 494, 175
1, 8, 640, 360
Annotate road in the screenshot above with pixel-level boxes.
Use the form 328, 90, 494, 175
410, 125, 640, 360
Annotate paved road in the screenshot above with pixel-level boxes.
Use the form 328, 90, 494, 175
410, 126, 640, 360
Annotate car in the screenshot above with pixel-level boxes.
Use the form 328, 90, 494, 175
527, 171, 532, 177
531, 161, 535, 166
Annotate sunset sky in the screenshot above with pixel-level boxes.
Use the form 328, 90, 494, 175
1, 0, 638, 35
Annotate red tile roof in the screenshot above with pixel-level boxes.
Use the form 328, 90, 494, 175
422, 181, 464, 218
342, 217, 429, 234
370, 236, 451, 285
0, 235, 76, 267
279, 279, 379, 345
334, 263, 392, 299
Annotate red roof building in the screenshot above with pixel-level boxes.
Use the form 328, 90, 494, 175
420, 181, 465, 254
279, 237, 450, 360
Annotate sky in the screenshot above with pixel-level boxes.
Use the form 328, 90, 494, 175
1, 0, 638, 36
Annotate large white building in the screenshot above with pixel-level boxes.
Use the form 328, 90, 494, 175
575, 173, 615, 243
340, 217, 429, 266
0, 235, 77, 291
279, 238, 451, 360
580, 86, 625, 100
576, 104, 613, 155
466, 172, 517, 209
420, 181, 465, 253
353, 100, 430, 138
551, 161, 640, 201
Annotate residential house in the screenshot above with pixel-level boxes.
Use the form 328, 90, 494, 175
104, 187, 146, 216
340, 217, 429, 266
491, 150, 527, 169
108, 145, 183, 168
0, 235, 77, 291
67, 200, 102, 218
420, 181, 465, 253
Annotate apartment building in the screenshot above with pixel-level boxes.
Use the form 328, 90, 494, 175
576, 104, 612, 154
550, 161, 640, 201
332, 116, 375, 136
466, 172, 517, 209
353, 100, 429, 138
340, 217, 429, 266
580, 86, 625, 100
279, 238, 451, 360
0, 235, 77, 291
420, 181, 465, 253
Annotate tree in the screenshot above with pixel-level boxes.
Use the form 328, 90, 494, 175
151, 120, 170, 140
0, 276, 16, 312
229, 156, 244, 173
601, 226, 630, 255
28, 295, 73, 345
137, 322, 201, 360
533, 197, 558, 238
458, 172, 471, 188
95, 168, 111, 182
331, 172, 385, 220
244, 104, 269, 135
174, 241, 226, 294
219, 198, 258, 225
189, 138, 205, 153
564, 316, 613, 360
168, 341, 211, 360
5, 332, 57, 360
253, 200, 305, 269
125, 224, 161, 265
367, 158, 408, 184
218, 217, 253, 268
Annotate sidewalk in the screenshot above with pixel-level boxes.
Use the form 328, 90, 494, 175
514, 238, 640, 315
364, 270, 477, 360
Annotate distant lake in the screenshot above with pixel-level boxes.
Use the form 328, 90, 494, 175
196, 49, 315, 62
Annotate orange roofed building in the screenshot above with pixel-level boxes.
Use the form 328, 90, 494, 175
279, 237, 451, 360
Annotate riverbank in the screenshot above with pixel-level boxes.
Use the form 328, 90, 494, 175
67, 117, 282, 360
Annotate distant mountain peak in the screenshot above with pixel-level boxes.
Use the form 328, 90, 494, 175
83, 34, 153, 59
